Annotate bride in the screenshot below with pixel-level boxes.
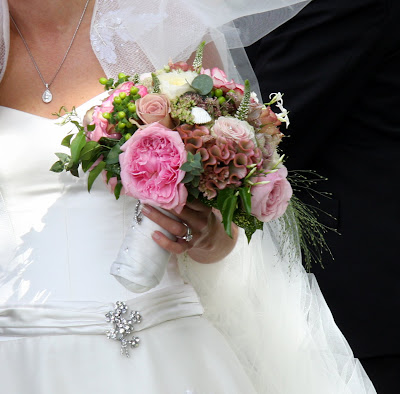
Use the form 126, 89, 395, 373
0, 0, 376, 392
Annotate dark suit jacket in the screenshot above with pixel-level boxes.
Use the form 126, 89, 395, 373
246, 0, 400, 360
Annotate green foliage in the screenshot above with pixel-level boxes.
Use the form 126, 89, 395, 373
151, 73, 161, 93
191, 75, 214, 96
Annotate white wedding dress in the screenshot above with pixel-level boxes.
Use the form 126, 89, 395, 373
0, 1, 377, 393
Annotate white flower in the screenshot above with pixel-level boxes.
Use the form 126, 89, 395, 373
268, 92, 290, 127
191, 107, 212, 124
157, 70, 198, 99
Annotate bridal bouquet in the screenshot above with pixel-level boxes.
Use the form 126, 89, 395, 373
51, 42, 300, 292
52, 43, 292, 237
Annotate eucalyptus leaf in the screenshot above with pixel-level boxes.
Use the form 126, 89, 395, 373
191, 74, 213, 96
88, 161, 106, 192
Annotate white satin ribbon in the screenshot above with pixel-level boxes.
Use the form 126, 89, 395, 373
0, 284, 203, 338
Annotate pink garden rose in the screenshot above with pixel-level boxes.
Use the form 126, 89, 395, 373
212, 116, 255, 142
119, 123, 188, 212
201, 67, 244, 93
250, 167, 292, 222
136, 94, 174, 129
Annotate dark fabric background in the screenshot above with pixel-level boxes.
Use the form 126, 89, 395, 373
246, 0, 400, 390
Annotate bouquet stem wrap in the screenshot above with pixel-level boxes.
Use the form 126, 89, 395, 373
110, 203, 177, 293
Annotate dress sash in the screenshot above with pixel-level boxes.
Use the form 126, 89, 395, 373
0, 284, 203, 338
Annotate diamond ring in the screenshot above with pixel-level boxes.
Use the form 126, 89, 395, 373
177, 222, 193, 242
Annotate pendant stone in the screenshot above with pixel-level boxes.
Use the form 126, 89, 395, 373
42, 85, 53, 103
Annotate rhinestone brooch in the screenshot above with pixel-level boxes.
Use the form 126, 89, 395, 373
105, 301, 142, 357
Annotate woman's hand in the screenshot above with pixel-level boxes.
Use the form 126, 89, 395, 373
141, 200, 238, 263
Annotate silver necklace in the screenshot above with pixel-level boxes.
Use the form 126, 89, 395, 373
9, 0, 91, 104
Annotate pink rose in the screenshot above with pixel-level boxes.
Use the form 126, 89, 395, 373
119, 123, 188, 212
84, 106, 121, 141
259, 106, 281, 135
136, 94, 174, 129
102, 82, 148, 109
250, 167, 292, 222
168, 60, 194, 72
212, 116, 255, 142
201, 67, 244, 93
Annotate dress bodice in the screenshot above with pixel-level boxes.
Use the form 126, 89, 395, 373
0, 97, 183, 305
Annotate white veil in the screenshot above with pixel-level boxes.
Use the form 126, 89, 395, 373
0, 0, 376, 392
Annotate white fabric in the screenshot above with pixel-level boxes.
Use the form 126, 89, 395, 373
111, 208, 178, 293
0, 284, 203, 336
0, 0, 377, 393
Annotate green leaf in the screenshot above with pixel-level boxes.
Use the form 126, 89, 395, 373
86, 124, 96, 132
55, 152, 70, 163
88, 161, 106, 192
69, 129, 86, 166
106, 143, 123, 164
191, 74, 214, 96
216, 188, 234, 212
80, 141, 101, 161
221, 195, 237, 238
239, 186, 252, 214
50, 161, 64, 173
114, 182, 123, 200
180, 162, 194, 172
61, 134, 74, 148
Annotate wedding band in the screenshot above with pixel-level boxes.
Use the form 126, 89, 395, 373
177, 222, 193, 242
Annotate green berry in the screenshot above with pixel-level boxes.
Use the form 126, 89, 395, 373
118, 72, 126, 79
118, 122, 126, 130
124, 133, 132, 140
119, 92, 127, 99
113, 96, 122, 105
130, 86, 139, 95
128, 103, 136, 112
218, 96, 226, 104
118, 111, 126, 120
215, 88, 223, 97
102, 112, 111, 120
99, 77, 108, 85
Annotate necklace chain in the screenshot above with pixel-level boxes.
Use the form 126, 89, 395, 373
9, 0, 91, 103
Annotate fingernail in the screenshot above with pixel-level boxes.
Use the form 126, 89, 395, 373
152, 231, 161, 240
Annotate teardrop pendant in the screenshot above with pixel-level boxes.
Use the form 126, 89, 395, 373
42, 85, 53, 104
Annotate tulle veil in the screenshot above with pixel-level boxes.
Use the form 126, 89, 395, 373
0, 0, 376, 392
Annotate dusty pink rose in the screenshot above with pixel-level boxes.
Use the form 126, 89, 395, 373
212, 116, 255, 142
168, 60, 194, 72
119, 123, 188, 212
201, 67, 244, 93
136, 94, 174, 128
84, 106, 121, 141
259, 106, 281, 135
250, 167, 292, 222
